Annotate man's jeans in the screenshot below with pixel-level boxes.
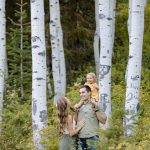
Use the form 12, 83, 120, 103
79, 135, 99, 150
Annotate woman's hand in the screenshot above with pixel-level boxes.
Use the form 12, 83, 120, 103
78, 119, 85, 129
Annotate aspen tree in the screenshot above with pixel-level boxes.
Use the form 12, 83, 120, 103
49, 0, 62, 102
98, 0, 116, 128
0, 0, 6, 124
31, 0, 47, 148
56, 0, 66, 95
124, 0, 145, 136
94, 0, 100, 77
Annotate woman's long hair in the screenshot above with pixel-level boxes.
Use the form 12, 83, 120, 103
57, 97, 69, 134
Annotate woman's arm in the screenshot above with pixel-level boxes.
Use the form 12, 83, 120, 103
67, 115, 85, 136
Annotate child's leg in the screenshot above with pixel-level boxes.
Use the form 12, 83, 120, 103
74, 100, 84, 110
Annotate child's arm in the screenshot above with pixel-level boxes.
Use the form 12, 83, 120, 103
94, 83, 99, 90
74, 82, 81, 88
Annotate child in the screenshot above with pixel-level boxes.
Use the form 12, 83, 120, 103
74, 72, 99, 110
84, 72, 99, 101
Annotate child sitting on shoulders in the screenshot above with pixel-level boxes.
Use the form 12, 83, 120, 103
74, 72, 99, 110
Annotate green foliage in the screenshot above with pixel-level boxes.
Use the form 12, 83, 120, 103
112, 67, 125, 84
0, 90, 33, 150
67, 63, 97, 86
91, 84, 126, 150
66, 87, 80, 105
6, 1, 31, 100
60, 0, 95, 83
143, 3, 150, 69
113, 3, 128, 68
41, 101, 59, 150
1, 1, 33, 149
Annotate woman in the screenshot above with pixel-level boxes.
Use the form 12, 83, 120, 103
56, 96, 85, 150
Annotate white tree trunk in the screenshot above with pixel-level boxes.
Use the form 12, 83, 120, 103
49, 0, 62, 102
56, 0, 66, 94
94, 0, 100, 77
144, 0, 147, 7
127, 0, 132, 38
0, 0, 6, 124
124, 0, 145, 136
98, 0, 116, 128
31, 0, 47, 149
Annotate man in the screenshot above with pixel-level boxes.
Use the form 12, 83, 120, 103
76, 85, 107, 150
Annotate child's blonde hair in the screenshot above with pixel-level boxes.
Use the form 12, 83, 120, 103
86, 72, 97, 83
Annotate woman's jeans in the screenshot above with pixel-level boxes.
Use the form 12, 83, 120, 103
79, 135, 99, 150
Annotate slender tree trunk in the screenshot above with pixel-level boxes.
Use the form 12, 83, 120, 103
111, 0, 116, 50
124, 0, 145, 136
31, 0, 47, 149
20, 0, 24, 98
125, 0, 132, 82
0, 0, 6, 124
98, 0, 116, 128
56, 0, 66, 94
4, 51, 8, 79
47, 67, 52, 98
49, 0, 62, 102
94, 0, 100, 77
45, 21, 52, 99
